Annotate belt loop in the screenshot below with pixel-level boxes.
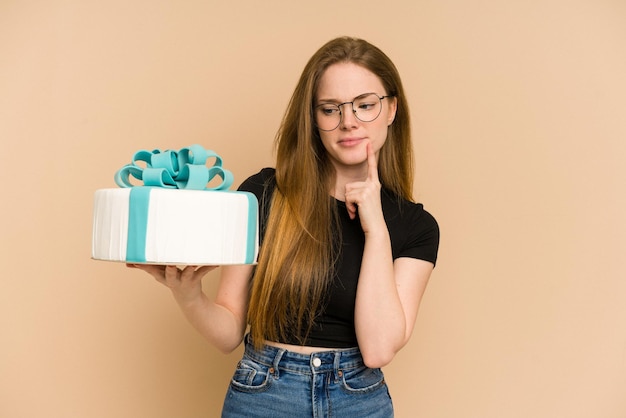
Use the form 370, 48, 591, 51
271, 348, 285, 378
333, 351, 342, 382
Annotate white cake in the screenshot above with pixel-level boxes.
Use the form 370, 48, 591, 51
92, 187, 259, 265
92, 145, 258, 265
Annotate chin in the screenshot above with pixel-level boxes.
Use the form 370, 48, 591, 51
336, 157, 367, 168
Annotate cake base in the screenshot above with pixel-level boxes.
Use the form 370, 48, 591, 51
92, 187, 259, 265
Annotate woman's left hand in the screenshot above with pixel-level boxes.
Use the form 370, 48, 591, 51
344, 142, 385, 234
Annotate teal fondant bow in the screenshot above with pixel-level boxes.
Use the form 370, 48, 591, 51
114, 144, 234, 190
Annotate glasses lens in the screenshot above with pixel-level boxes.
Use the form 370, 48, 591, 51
315, 104, 341, 131
353, 94, 382, 122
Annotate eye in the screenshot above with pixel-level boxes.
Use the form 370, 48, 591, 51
318, 105, 340, 116
357, 101, 377, 110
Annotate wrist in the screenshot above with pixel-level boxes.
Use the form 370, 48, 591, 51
363, 224, 390, 239
172, 289, 205, 310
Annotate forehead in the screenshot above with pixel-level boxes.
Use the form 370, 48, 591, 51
316, 62, 385, 101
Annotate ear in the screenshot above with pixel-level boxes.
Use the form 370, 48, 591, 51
386, 96, 398, 126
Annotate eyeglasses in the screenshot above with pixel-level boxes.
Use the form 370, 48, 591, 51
314, 93, 393, 131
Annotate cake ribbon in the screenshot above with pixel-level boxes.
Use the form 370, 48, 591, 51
114, 144, 234, 190
110, 145, 256, 264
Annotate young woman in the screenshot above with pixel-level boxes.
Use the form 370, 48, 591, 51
130, 36, 439, 417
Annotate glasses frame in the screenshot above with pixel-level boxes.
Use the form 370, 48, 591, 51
314, 93, 394, 131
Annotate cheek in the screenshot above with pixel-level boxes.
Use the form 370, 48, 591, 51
370, 120, 391, 141
318, 131, 334, 151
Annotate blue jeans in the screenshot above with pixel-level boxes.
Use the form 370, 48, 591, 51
221, 335, 394, 417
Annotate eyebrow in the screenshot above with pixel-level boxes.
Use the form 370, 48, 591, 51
316, 92, 379, 105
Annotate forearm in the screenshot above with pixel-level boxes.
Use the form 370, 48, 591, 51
128, 264, 250, 353
174, 292, 246, 354
354, 228, 407, 368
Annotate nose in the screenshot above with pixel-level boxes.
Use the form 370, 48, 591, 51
339, 104, 359, 129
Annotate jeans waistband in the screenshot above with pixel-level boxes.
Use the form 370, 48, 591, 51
243, 334, 364, 375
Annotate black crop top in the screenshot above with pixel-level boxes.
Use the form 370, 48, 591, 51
238, 168, 440, 348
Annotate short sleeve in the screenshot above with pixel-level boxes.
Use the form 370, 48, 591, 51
396, 207, 440, 266
237, 168, 276, 245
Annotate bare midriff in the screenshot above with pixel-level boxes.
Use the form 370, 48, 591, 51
263, 340, 338, 354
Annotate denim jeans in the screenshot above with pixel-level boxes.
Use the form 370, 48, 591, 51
221, 335, 394, 417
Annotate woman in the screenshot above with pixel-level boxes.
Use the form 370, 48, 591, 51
130, 36, 439, 417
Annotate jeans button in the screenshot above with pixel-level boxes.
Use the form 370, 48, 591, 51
312, 357, 322, 367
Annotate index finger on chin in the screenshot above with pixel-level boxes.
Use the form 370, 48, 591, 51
367, 142, 379, 182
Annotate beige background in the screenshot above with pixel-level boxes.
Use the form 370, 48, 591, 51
2, 0, 625, 417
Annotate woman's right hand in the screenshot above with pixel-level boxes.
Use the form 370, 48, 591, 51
126, 264, 217, 306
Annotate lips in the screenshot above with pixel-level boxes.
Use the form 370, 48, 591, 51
337, 137, 364, 147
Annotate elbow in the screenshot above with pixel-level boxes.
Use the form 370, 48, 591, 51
216, 343, 238, 355
359, 334, 410, 368
361, 348, 397, 369
356, 322, 410, 368
213, 334, 245, 355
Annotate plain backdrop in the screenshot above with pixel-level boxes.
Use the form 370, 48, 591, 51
1, 1, 625, 417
